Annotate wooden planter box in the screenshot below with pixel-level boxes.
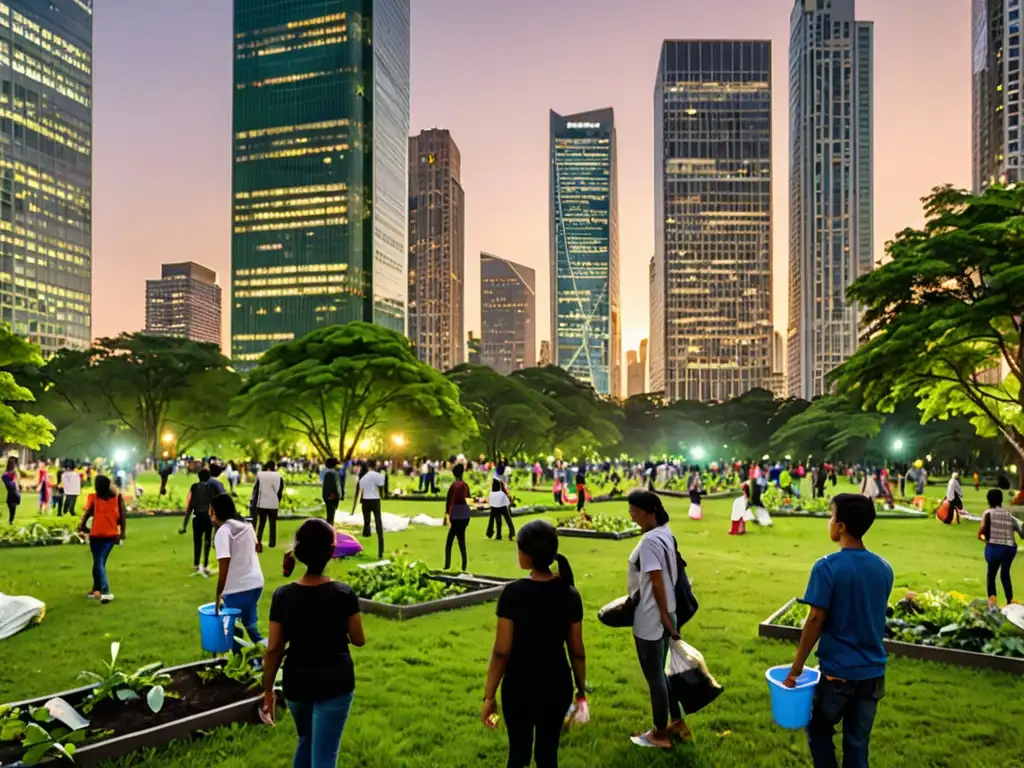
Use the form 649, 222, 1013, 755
1, 660, 274, 767
0, 538, 83, 549
358, 573, 512, 621
556, 527, 641, 541
759, 598, 1024, 675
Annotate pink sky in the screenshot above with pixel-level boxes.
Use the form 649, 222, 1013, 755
93, 0, 970, 358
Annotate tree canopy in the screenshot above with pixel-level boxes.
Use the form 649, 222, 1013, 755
0, 326, 54, 449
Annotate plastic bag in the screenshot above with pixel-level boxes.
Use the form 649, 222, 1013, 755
754, 507, 773, 527
664, 639, 723, 715
0, 593, 45, 640
688, 503, 703, 521
564, 696, 590, 727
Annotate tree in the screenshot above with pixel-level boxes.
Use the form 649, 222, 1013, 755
0, 327, 54, 449
40, 334, 236, 459
831, 185, 1024, 476
233, 323, 473, 460
447, 364, 553, 459
770, 396, 884, 461
510, 366, 621, 454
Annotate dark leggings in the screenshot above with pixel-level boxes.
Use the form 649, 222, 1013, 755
576, 486, 586, 511
361, 499, 384, 559
502, 688, 570, 768
444, 518, 469, 571
986, 544, 1017, 601
192, 518, 212, 568
635, 631, 681, 731
254, 508, 278, 548
7, 501, 16, 524
487, 506, 515, 540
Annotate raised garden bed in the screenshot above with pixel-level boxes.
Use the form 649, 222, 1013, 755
556, 527, 641, 541
0, 522, 85, 549
655, 489, 738, 500
554, 512, 641, 540
760, 597, 1024, 676
348, 561, 511, 621
0, 658, 273, 767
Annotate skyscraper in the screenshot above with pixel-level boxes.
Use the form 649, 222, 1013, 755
648, 255, 664, 395
466, 331, 481, 365
146, 263, 223, 347
0, 1, 92, 353
231, 1, 411, 364
408, 129, 465, 371
539, 340, 551, 366
550, 109, 620, 398
654, 40, 774, 403
480, 253, 535, 375
787, 0, 874, 400
627, 338, 648, 397
973, 0, 1018, 190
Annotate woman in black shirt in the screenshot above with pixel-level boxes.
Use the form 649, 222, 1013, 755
262, 519, 366, 767
482, 520, 587, 768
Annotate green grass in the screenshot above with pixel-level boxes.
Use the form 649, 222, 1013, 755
4, 483, 1023, 766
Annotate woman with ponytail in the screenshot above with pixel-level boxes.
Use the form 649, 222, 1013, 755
626, 490, 689, 748
262, 518, 366, 766
481, 520, 587, 768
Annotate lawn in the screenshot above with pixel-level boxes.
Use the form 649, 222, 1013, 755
2, 481, 1022, 767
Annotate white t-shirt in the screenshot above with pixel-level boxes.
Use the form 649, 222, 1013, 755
359, 471, 385, 500
214, 519, 264, 595
628, 525, 678, 641
489, 489, 510, 508
252, 470, 283, 510
61, 471, 81, 495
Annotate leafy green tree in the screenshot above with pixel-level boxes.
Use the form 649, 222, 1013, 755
510, 366, 621, 454
831, 185, 1024, 476
770, 396, 884, 461
233, 323, 473, 460
40, 334, 236, 459
0, 326, 54, 449
447, 364, 553, 459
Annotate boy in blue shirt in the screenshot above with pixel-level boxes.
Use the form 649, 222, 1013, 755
784, 493, 894, 768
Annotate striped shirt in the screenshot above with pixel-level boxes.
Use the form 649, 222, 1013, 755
983, 508, 1022, 547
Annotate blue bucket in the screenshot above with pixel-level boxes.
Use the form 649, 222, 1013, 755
198, 603, 241, 653
765, 665, 820, 729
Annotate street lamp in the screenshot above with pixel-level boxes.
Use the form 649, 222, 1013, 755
162, 432, 174, 445
691, 446, 706, 461
391, 434, 406, 448
893, 439, 904, 452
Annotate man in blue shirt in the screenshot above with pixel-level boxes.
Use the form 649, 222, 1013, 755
785, 493, 894, 768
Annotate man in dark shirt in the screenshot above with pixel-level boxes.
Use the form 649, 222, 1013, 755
322, 458, 342, 526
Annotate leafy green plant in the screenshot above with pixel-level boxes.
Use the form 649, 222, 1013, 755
197, 638, 264, 689
555, 513, 639, 533
0, 705, 88, 766
79, 642, 173, 714
0, 519, 83, 546
775, 602, 809, 628
347, 558, 467, 605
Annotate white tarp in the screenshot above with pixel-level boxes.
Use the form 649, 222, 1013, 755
0, 593, 45, 640
334, 512, 410, 533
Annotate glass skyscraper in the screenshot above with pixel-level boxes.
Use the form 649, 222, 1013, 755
973, 0, 1020, 191
550, 109, 619, 398
787, 0, 874, 401
0, 0, 92, 353
480, 252, 535, 376
654, 40, 773, 403
231, 0, 410, 364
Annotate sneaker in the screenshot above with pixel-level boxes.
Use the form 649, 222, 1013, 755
100, 594, 115, 604
86, 591, 101, 599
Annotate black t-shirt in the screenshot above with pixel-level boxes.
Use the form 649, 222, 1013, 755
188, 481, 213, 518
269, 581, 361, 701
496, 578, 583, 700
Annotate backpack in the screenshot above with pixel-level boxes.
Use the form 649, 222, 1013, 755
658, 537, 699, 627
190, 481, 214, 515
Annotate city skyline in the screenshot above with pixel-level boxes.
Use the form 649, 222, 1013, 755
91, 1, 969, 376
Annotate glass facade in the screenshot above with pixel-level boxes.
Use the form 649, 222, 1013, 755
480, 252, 535, 376
145, 262, 222, 347
654, 40, 773, 403
231, 0, 410, 364
973, 0, 1018, 191
549, 109, 619, 397
787, 0, 874, 401
0, 0, 92, 353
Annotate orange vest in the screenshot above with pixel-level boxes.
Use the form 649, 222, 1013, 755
88, 494, 121, 538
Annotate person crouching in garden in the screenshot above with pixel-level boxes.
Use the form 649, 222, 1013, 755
978, 488, 1022, 607
626, 491, 688, 748
78, 474, 126, 604
784, 494, 893, 768
263, 519, 365, 768
444, 463, 472, 571
482, 520, 587, 768
212, 494, 265, 651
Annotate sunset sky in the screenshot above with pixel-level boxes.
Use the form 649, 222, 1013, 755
93, 0, 971, 356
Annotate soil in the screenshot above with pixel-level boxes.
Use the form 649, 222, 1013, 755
0, 667, 255, 765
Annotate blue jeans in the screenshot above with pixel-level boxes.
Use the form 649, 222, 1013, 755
89, 537, 116, 594
287, 692, 354, 768
985, 544, 1017, 601
807, 676, 885, 768
221, 587, 263, 651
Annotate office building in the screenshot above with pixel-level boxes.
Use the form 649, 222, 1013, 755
146, 263, 222, 346
539, 340, 551, 366
973, 0, 1021, 189
231, 1, 411, 364
550, 109, 620, 398
787, 0, 874, 400
409, 129, 465, 371
480, 253, 535, 375
0, 1, 92, 352
654, 40, 774, 403
627, 338, 648, 397
769, 330, 787, 398
648, 256, 664, 395
466, 331, 481, 365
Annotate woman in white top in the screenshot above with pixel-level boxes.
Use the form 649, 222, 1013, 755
626, 491, 688, 749
486, 477, 515, 541
860, 470, 880, 500
729, 484, 755, 535
212, 494, 265, 652
947, 472, 964, 516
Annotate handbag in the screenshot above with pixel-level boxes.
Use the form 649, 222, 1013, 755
659, 537, 699, 627
598, 593, 638, 628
